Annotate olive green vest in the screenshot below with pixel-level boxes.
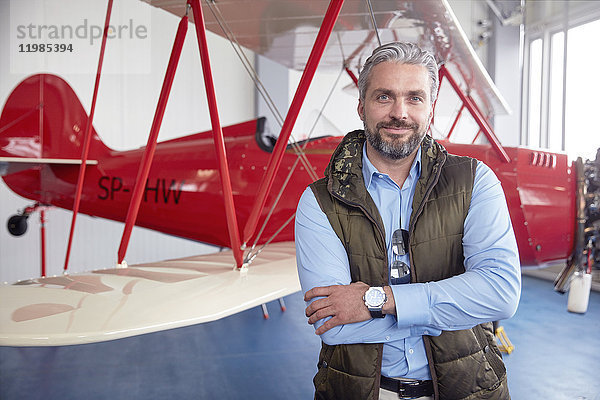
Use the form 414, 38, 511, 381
309, 131, 509, 400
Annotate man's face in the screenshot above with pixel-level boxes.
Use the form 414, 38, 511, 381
357, 62, 433, 160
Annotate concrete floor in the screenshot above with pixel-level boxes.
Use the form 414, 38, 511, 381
1, 275, 599, 400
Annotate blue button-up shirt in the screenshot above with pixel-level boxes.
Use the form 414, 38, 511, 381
295, 145, 521, 380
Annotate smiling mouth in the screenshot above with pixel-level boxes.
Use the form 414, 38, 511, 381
377, 121, 418, 135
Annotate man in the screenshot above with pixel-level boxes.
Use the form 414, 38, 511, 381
295, 42, 521, 400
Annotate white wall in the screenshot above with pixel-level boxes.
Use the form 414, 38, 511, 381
489, 19, 521, 147
0, 0, 255, 283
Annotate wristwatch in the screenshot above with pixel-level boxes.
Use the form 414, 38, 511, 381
363, 287, 387, 318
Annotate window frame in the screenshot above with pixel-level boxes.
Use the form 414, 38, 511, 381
521, 4, 600, 153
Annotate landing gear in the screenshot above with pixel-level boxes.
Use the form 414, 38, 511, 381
556, 150, 600, 295
6, 203, 50, 276
7, 214, 29, 236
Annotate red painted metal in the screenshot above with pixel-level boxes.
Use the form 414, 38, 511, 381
40, 209, 46, 277
64, 0, 113, 272
345, 67, 358, 87
242, 0, 344, 246
189, 0, 243, 267
0, 73, 577, 268
439, 65, 511, 163
440, 141, 575, 266
446, 104, 465, 140
21, 203, 49, 276
117, 16, 188, 264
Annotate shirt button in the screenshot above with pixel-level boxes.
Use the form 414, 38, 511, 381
408, 348, 414, 354
385, 336, 390, 341
424, 330, 429, 335
378, 174, 383, 178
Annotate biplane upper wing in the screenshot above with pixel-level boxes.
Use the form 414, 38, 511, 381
0, 242, 299, 346
143, 0, 511, 118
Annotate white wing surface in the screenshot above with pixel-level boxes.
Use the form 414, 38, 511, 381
0, 242, 299, 346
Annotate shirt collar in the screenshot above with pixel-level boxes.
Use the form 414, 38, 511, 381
362, 144, 422, 190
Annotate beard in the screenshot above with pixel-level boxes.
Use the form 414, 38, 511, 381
363, 118, 427, 160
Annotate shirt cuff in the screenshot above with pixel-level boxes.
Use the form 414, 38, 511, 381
391, 283, 430, 328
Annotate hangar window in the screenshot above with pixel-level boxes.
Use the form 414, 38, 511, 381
523, 3, 600, 161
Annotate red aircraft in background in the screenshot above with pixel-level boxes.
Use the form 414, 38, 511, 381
0, 0, 598, 346
0, 72, 591, 271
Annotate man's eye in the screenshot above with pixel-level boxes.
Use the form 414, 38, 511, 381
410, 96, 423, 102
377, 94, 390, 101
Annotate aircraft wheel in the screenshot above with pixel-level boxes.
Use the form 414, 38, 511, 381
7, 214, 28, 236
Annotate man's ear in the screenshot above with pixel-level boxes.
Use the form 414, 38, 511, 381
357, 100, 364, 121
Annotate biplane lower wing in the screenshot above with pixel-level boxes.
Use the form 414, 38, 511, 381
0, 242, 299, 346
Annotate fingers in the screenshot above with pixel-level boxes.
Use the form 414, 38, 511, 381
304, 286, 332, 302
303, 282, 372, 336
305, 297, 330, 318
307, 305, 334, 325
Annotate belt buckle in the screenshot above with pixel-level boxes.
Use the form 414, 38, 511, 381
396, 379, 426, 399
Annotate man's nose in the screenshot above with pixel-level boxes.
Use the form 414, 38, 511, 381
389, 100, 408, 120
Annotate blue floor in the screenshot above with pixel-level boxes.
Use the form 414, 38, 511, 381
1, 275, 599, 400
503, 276, 600, 400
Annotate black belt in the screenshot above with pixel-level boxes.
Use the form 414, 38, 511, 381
380, 376, 434, 399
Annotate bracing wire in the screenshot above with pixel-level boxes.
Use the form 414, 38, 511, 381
204, 0, 319, 182
366, 0, 381, 47
204, 0, 350, 264
247, 65, 346, 260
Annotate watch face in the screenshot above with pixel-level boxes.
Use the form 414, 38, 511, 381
365, 288, 385, 307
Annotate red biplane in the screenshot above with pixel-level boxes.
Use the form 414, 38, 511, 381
0, 0, 598, 346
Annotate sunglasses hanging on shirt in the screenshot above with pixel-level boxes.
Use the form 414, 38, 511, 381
391, 228, 410, 284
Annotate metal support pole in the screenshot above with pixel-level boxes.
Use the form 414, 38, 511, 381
40, 209, 46, 277
189, 0, 243, 267
64, 0, 113, 272
439, 65, 511, 163
117, 15, 188, 264
345, 67, 358, 87
446, 104, 465, 140
243, 0, 345, 245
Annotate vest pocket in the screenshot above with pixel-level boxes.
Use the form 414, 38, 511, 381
314, 365, 377, 400
474, 323, 506, 382
430, 325, 507, 399
314, 343, 381, 400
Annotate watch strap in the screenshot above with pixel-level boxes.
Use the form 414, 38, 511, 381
368, 307, 385, 318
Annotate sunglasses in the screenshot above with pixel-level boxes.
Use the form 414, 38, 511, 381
391, 229, 410, 284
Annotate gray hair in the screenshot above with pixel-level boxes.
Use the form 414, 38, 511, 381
358, 42, 439, 103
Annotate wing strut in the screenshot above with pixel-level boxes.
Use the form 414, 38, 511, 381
117, 13, 188, 265
117, 1, 246, 267
189, 0, 243, 267
64, 0, 114, 273
439, 65, 511, 163
242, 0, 345, 247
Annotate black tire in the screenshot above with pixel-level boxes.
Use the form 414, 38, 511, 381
7, 215, 28, 236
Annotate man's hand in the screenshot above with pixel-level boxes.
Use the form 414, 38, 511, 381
304, 282, 371, 335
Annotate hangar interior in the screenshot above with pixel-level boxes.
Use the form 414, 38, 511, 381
1, 0, 599, 399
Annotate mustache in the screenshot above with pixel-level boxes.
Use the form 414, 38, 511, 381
376, 119, 419, 131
